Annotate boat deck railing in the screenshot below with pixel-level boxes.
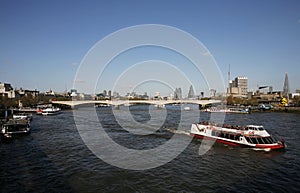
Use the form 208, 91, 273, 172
198, 121, 247, 130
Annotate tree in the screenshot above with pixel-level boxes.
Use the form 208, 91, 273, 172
0, 96, 18, 108
292, 96, 300, 107
246, 98, 258, 106
20, 94, 36, 107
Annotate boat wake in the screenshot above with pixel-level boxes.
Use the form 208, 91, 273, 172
165, 127, 191, 136
252, 148, 271, 152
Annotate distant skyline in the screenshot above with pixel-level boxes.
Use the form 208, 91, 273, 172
1, 0, 300, 95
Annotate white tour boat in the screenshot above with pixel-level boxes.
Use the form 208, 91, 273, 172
191, 122, 285, 151
41, 107, 61, 115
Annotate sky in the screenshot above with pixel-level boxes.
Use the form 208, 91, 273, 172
0, 0, 300, 96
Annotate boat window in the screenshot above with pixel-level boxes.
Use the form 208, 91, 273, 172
228, 134, 231, 139
212, 131, 220, 137
258, 127, 264, 131
221, 133, 225, 138
268, 137, 274, 144
245, 137, 252, 144
245, 137, 249, 143
248, 137, 254, 144
255, 138, 260, 144
257, 137, 264, 144
244, 127, 249, 131
233, 135, 238, 141
6, 124, 26, 132
250, 137, 258, 144
261, 137, 268, 144
264, 137, 271, 144
269, 137, 275, 144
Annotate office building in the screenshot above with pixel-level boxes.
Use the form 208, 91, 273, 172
227, 76, 248, 97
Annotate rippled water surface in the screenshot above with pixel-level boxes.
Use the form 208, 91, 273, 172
1, 105, 300, 192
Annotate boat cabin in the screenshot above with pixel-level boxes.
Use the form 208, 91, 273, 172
244, 136, 276, 144
245, 125, 265, 131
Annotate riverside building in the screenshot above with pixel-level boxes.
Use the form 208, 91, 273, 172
227, 76, 248, 97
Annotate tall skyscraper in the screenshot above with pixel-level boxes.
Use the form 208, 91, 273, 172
283, 73, 290, 99
174, 88, 182, 99
187, 85, 195, 99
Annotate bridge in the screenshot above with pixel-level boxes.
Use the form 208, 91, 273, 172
51, 99, 222, 108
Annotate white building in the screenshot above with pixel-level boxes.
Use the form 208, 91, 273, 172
0, 82, 15, 98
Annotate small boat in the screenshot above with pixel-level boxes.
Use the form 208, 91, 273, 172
191, 122, 285, 151
96, 104, 111, 107
204, 107, 249, 114
41, 107, 61, 115
123, 103, 131, 107
184, 106, 191, 111
154, 104, 165, 108
1, 119, 31, 139
13, 113, 33, 121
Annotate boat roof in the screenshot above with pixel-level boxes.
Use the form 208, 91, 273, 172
4, 119, 28, 125
195, 122, 266, 130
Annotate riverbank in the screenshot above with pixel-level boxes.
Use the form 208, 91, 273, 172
271, 107, 300, 113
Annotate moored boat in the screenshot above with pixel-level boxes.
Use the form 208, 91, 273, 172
13, 113, 33, 121
204, 107, 249, 114
184, 106, 191, 111
191, 122, 285, 151
1, 119, 31, 139
36, 108, 43, 115
41, 107, 61, 115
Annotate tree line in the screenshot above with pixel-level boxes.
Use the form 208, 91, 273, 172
0, 94, 71, 109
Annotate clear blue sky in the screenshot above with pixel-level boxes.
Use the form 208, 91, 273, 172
1, 0, 299, 96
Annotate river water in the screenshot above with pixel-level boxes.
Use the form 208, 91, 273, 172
1, 105, 300, 193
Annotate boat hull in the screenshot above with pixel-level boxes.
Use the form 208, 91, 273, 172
41, 107, 61, 116
42, 111, 61, 116
191, 133, 285, 151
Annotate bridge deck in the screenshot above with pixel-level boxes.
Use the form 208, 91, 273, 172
51, 100, 222, 107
